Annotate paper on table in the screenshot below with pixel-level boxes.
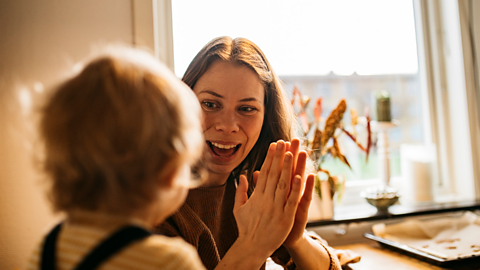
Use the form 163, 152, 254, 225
372, 212, 480, 260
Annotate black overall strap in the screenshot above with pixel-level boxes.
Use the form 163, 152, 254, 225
41, 223, 151, 270
41, 222, 63, 270
73, 226, 151, 270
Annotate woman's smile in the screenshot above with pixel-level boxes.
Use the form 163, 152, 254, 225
193, 61, 265, 185
207, 141, 241, 157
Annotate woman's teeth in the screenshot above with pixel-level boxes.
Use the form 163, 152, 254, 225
211, 142, 238, 149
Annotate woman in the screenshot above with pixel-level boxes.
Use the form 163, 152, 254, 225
156, 36, 340, 270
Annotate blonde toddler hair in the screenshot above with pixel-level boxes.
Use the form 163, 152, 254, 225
40, 46, 203, 215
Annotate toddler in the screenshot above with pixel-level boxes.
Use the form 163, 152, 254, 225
27, 47, 206, 270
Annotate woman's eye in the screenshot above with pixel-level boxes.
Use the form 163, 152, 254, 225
201, 101, 220, 110
239, 106, 257, 113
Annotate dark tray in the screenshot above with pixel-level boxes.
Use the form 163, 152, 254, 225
363, 233, 480, 269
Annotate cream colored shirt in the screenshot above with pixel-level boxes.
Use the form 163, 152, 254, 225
27, 211, 206, 270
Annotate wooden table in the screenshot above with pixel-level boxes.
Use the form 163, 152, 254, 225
334, 242, 480, 270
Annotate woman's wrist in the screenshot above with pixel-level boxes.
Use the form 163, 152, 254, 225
283, 233, 308, 251
283, 234, 332, 270
215, 238, 269, 270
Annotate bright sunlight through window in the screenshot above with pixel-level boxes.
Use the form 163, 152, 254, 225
172, 0, 418, 77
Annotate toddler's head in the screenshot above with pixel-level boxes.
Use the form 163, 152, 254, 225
39, 47, 203, 221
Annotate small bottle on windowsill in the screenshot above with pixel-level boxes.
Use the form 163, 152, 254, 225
376, 91, 391, 122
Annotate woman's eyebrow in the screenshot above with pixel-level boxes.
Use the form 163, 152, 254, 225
239, 97, 262, 103
198, 91, 261, 103
199, 90, 223, 99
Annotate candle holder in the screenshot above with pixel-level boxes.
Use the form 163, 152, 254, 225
362, 120, 401, 213
371, 120, 397, 187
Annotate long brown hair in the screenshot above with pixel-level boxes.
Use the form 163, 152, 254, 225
182, 36, 295, 191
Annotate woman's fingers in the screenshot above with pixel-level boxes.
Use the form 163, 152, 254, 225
282, 173, 314, 248
264, 140, 286, 197
289, 138, 300, 155
232, 139, 311, 258
284, 175, 303, 215
294, 151, 308, 180
255, 143, 277, 193
274, 152, 294, 205
233, 175, 249, 215
289, 138, 301, 174
252, 171, 260, 187
233, 150, 306, 257
297, 174, 315, 218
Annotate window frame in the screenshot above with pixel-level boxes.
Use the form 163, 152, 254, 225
132, 0, 174, 71
416, 0, 480, 201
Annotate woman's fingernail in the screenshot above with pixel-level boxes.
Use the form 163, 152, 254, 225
294, 175, 301, 183
277, 141, 284, 150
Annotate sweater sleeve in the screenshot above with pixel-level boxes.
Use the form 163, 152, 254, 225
270, 232, 342, 270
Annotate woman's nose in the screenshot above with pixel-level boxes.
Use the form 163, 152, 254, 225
215, 111, 239, 133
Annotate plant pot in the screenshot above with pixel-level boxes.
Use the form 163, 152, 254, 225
308, 180, 334, 220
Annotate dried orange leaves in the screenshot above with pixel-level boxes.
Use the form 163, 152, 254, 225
328, 138, 352, 169
350, 108, 358, 135
321, 99, 347, 153
365, 107, 372, 162
311, 127, 322, 155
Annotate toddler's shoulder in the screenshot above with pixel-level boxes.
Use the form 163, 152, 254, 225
128, 234, 206, 270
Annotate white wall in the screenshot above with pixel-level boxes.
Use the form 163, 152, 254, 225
0, 1, 133, 269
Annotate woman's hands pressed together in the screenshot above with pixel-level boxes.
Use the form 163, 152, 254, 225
227, 140, 303, 267
217, 139, 332, 270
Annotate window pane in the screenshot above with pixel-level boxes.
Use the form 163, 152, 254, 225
172, 0, 418, 77
172, 0, 424, 181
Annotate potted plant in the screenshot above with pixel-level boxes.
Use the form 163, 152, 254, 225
291, 87, 372, 220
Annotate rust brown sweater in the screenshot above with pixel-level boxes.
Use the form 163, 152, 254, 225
156, 178, 240, 269
155, 178, 339, 270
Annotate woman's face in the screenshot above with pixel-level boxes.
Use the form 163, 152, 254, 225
193, 61, 265, 184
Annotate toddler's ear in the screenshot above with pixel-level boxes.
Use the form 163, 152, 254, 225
157, 165, 178, 188
158, 163, 191, 189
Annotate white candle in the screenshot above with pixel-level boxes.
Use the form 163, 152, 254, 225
400, 144, 436, 203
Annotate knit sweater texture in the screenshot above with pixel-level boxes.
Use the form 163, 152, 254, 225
155, 178, 241, 269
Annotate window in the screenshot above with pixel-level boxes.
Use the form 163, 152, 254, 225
171, 0, 421, 184
162, 0, 480, 206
